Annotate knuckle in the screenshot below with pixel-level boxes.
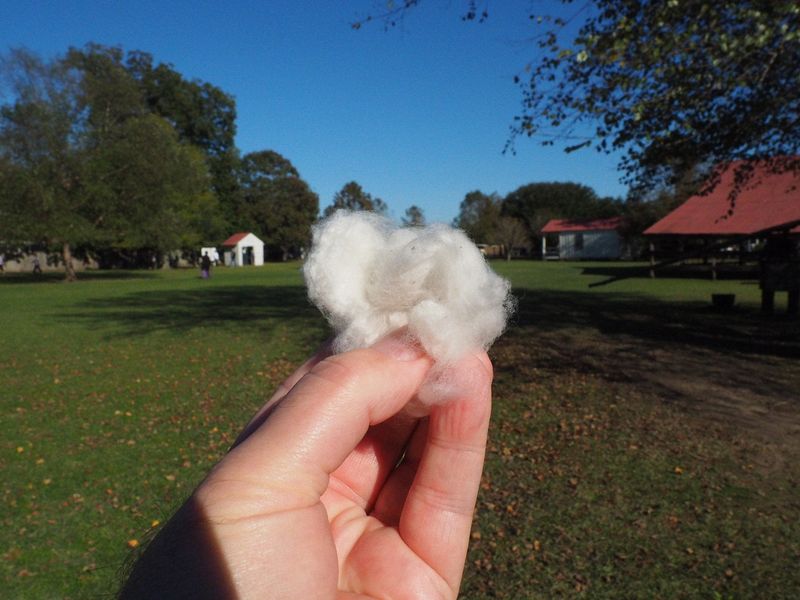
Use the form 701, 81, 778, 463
414, 479, 476, 517
304, 353, 363, 396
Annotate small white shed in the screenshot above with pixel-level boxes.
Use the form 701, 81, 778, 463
221, 232, 265, 267
540, 217, 624, 260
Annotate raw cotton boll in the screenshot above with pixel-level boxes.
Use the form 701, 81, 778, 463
303, 210, 514, 365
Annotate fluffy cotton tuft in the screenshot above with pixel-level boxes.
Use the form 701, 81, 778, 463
303, 210, 514, 363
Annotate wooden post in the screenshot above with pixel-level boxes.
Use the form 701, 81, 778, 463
649, 243, 655, 278
789, 290, 799, 316
761, 289, 775, 315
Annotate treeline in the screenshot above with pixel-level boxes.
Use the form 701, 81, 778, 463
451, 182, 682, 259
0, 44, 322, 279
0, 44, 684, 279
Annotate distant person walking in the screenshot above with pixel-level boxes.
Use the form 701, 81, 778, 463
200, 252, 211, 279
32, 256, 42, 275
0, 253, 4, 275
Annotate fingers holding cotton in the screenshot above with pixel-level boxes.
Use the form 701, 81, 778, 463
303, 210, 514, 367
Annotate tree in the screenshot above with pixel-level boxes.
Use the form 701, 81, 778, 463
0, 47, 219, 278
323, 181, 388, 217
69, 46, 222, 256
453, 191, 501, 243
240, 150, 318, 260
241, 150, 299, 183
357, 1, 800, 194
119, 47, 241, 226
496, 216, 529, 261
514, 0, 800, 193
0, 48, 91, 281
86, 115, 219, 255
618, 191, 681, 256
619, 167, 700, 255
402, 204, 425, 227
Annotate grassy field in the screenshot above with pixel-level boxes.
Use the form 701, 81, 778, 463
2, 261, 799, 598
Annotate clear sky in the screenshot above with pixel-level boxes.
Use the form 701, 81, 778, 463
0, 0, 628, 224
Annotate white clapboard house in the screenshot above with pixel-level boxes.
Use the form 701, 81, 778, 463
540, 217, 624, 260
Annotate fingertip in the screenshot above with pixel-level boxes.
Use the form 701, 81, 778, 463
415, 349, 493, 411
286, 336, 433, 430
467, 349, 494, 391
475, 350, 494, 381
371, 329, 428, 362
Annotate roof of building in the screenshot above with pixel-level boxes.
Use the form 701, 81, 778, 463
541, 216, 624, 234
644, 162, 800, 236
222, 232, 261, 247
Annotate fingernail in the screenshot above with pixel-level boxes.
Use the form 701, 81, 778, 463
372, 331, 426, 361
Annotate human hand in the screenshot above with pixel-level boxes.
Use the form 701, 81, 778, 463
120, 332, 493, 599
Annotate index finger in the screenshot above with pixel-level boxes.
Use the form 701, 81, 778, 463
216, 332, 434, 509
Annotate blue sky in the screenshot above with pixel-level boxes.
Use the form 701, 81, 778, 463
0, 1, 628, 224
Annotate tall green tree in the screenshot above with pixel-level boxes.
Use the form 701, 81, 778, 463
453, 191, 501, 243
323, 181, 388, 217
240, 150, 318, 260
0, 48, 90, 280
76, 45, 224, 255
120, 47, 241, 225
0, 47, 219, 278
86, 115, 219, 255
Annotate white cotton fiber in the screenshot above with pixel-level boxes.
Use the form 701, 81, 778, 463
303, 210, 514, 364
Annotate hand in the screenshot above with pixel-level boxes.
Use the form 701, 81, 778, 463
120, 332, 493, 599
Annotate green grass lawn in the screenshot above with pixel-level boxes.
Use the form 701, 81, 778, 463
2, 261, 799, 598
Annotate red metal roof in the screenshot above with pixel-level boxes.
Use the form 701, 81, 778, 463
644, 163, 800, 236
541, 216, 624, 233
222, 232, 250, 247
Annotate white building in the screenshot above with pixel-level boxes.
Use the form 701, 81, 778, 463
540, 217, 624, 260
221, 232, 265, 267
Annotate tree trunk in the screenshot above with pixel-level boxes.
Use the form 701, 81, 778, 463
62, 241, 77, 282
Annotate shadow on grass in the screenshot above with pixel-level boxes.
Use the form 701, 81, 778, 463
61, 284, 327, 342
0, 270, 160, 285
579, 262, 761, 282
62, 277, 799, 360
510, 286, 799, 360
496, 287, 800, 440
